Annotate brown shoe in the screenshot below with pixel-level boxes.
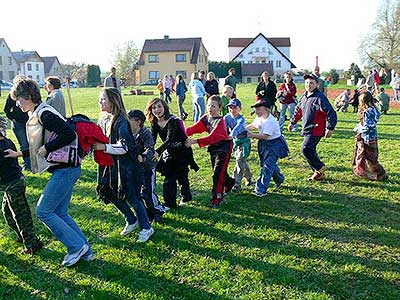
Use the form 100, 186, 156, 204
22, 240, 43, 255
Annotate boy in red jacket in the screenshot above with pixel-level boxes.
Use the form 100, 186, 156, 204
185, 95, 235, 207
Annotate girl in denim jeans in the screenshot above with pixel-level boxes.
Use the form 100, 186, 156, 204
94, 88, 154, 243
6, 78, 93, 267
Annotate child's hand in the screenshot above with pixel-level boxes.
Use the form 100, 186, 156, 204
152, 152, 159, 161
92, 143, 106, 151
4, 149, 21, 158
185, 138, 196, 147
247, 131, 256, 138
287, 124, 294, 132
137, 155, 144, 163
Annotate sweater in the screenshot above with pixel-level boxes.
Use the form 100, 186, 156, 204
4, 94, 29, 124
0, 138, 23, 184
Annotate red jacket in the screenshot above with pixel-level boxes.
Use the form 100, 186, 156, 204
76, 122, 113, 166
278, 82, 297, 104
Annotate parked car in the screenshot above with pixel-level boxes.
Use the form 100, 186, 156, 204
0, 81, 13, 90
61, 80, 79, 88
139, 79, 158, 86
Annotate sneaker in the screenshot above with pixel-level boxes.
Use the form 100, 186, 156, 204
308, 171, 326, 181
210, 198, 223, 208
22, 240, 43, 255
252, 191, 268, 197
137, 227, 154, 243
179, 199, 190, 207
232, 185, 242, 193
82, 253, 95, 262
274, 180, 284, 189
62, 244, 89, 267
224, 178, 235, 194
120, 221, 139, 236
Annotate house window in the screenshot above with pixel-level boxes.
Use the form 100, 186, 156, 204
8, 57, 12, 65
36, 75, 40, 81
36, 64, 39, 71
27, 63, 32, 71
176, 70, 187, 79
255, 48, 259, 52
0, 71, 3, 80
148, 55, 159, 63
247, 61, 252, 64
247, 77, 252, 83
262, 47, 266, 52
276, 60, 281, 68
176, 54, 188, 62
268, 60, 273, 65
149, 71, 160, 79
0, 56, 2, 65
28, 75, 32, 79
9, 71, 14, 80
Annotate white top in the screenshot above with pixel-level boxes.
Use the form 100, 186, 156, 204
250, 114, 281, 140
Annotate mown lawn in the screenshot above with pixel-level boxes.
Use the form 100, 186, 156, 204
0, 84, 399, 300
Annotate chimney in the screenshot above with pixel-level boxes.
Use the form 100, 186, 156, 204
164, 35, 169, 40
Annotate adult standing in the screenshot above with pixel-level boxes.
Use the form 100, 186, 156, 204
277, 72, 297, 132
6, 78, 93, 267
175, 74, 188, 120
288, 74, 337, 181
205, 71, 219, 99
104, 66, 121, 92
44, 76, 66, 117
189, 71, 206, 122
366, 70, 375, 92
224, 68, 238, 92
390, 72, 400, 102
4, 76, 31, 170
199, 70, 207, 86
255, 71, 277, 111
312, 66, 326, 96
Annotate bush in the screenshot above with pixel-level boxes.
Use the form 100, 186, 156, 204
208, 61, 242, 81
86, 65, 101, 87
329, 69, 340, 84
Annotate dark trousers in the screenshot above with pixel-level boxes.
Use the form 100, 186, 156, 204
142, 168, 163, 220
1, 177, 39, 248
210, 150, 234, 199
164, 88, 172, 103
163, 162, 191, 208
11, 121, 31, 170
301, 135, 323, 171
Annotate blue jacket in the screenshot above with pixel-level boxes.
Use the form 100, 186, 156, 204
293, 89, 337, 136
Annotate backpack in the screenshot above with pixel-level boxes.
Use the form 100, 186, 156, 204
66, 114, 94, 159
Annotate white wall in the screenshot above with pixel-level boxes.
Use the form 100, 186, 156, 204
0, 41, 18, 82
233, 35, 293, 76
24, 61, 45, 83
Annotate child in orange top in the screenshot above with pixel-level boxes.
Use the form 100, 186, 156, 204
156, 80, 164, 99
185, 95, 235, 207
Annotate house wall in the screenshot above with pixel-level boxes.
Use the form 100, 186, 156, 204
0, 40, 18, 82
46, 60, 62, 78
228, 47, 243, 61
233, 35, 292, 76
138, 43, 209, 83
241, 75, 261, 84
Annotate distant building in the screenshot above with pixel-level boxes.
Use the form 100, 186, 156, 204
0, 38, 18, 82
13, 51, 45, 84
135, 35, 209, 84
229, 33, 296, 81
42, 56, 62, 79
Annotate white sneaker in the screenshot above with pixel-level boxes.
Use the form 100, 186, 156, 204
62, 244, 89, 267
82, 253, 95, 262
120, 221, 139, 236
137, 227, 154, 243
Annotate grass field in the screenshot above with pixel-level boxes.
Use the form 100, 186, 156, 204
0, 84, 399, 300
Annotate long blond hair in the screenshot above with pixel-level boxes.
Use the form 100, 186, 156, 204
103, 88, 128, 129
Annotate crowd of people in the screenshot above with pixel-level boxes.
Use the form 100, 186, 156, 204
0, 66, 391, 268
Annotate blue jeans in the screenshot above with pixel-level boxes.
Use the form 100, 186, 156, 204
279, 103, 297, 132
112, 167, 150, 230
11, 121, 31, 170
255, 151, 284, 194
301, 135, 323, 171
192, 96, 205, 123
36, 166, 92, 255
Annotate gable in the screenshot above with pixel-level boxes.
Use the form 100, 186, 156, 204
232, 33, 296, 68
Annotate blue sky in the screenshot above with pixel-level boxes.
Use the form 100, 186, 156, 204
1, 0, 380, 72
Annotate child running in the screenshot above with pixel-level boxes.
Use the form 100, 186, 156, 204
127, 109, 165, 222
186, 95, 235, 207
223, 98, 252, 193
247, 99, 289, 197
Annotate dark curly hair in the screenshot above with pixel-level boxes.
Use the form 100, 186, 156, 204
10, 78, 41, 104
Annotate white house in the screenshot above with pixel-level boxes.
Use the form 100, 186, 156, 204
0, 38, 18, 82
42, 56, 62, 78
12, 51, 45, 84
229, 33, 296, 79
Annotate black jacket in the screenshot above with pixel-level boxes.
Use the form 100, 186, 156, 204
255, 80, 277, 106
0, 138, 23, 184
4, 94, 29, 124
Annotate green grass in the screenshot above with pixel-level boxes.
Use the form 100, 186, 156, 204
0, 84, 399, 300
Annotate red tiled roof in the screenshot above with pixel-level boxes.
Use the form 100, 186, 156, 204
229, 37, 291, 48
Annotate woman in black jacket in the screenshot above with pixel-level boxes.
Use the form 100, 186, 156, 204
255, 71, 277, 109
205, 72, 219, 99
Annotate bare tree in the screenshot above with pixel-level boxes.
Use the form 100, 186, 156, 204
111, 41, 140, 85
358, 0, 400, 70
59, 62, 88, 86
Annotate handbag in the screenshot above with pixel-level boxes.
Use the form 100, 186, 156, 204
44, 131, 81, 166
